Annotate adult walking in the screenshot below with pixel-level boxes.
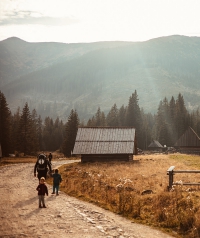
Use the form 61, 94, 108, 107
48, 152, 53, 165
34, 153, 52, 181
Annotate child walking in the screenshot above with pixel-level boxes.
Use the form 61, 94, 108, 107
51, 169, 62, 195
36, 177, 48, 208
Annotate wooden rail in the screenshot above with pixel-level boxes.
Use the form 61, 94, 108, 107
167, 166, 200, 190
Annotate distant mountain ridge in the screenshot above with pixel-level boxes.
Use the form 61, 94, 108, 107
0, 37, 130, 86
1, 35, 200, 121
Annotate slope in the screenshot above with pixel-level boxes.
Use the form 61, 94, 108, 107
1, 35, 200, 120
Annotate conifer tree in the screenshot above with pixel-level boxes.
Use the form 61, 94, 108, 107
42, 116, 65, 151
53, 117, 65, 151
87, 118, 93, 126
161, 97, 171, 146
100, 111, 107, 126
155, 94, 190, 146
126, 91, 141, 126
95, 107, 102, 126
31, 109, 40, 153
37, 115, 43, 150
155, 99, 171, 146
168, 96, 177, 145
125, 90, 142, 147
0, 91, 11, 156
106, 104, 119, 126
118, 105, 126, 126
62, 110, 79, 157
175, 93, 188, 139
10, 107, 21, 153
140, 110, 153, 149
17, 103, 34, 155
87, 116, 96, 126
42, 117, 53, 150
155, 100, 164, 138
157, 121, 170, 147
87, 107, 106, 126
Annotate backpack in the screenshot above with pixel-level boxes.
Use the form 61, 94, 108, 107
37, 154, 47, 171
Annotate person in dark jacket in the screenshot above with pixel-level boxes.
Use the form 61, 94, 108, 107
34, 154, 52, 181
36, 177, 48, 208
48, 152, 53, 165
51, 169, 62, 195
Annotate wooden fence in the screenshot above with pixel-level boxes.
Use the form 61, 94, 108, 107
167, 166, 200, 190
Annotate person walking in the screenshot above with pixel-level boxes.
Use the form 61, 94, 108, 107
36, 177, 48, 208
48, 152, 53, 165
51, 169, 62, 195
34, 153, 52, 181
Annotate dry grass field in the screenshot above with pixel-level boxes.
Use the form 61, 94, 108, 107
2, 153, 200, 237
0, 151, 69, 167
0, 156, 37, 166
56, 153, 200, 238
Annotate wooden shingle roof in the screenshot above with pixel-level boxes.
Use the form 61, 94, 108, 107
73, 127, 136, 155
148, 140, 163, 148
174, 126, 200, 147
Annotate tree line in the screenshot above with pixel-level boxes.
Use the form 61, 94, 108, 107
1, 89, 200, 157
86, 90, 200, 149
0, 90, 79, 157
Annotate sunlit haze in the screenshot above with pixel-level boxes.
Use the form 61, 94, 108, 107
0, 0, 200, 43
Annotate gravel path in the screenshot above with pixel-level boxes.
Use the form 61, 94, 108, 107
0, 160, 175, 238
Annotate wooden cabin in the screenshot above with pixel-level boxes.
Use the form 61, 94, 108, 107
174, 126, 200, 154
72, 127, 137, 162
148, 140, 163, 152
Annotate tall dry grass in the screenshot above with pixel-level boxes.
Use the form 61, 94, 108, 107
0, 151, 67, 167
57, 154, 200, 238
0, 157, 37, 166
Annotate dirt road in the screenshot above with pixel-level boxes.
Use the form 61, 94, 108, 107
0, 160, 175, 238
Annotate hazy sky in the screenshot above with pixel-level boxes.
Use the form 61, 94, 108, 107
0, 0, 200, 43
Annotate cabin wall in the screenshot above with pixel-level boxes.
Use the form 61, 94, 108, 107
176, 146, 200, 155
148, 147, 163, 152
81, 154, 132, 163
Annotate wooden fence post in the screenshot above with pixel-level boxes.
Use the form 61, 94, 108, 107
167, 166, 175, 190
167, 166, 200, 191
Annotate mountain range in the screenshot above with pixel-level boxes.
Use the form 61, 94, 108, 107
1, 35, 200, 122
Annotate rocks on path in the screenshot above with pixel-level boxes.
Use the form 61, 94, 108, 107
0, 160, 174, 238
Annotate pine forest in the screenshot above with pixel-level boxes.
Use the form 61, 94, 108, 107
0, 89, 199, 157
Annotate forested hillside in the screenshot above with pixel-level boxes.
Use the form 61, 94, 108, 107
1, 35, 200, 121
1, 89, 200, 155
0, 37, 129, 85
